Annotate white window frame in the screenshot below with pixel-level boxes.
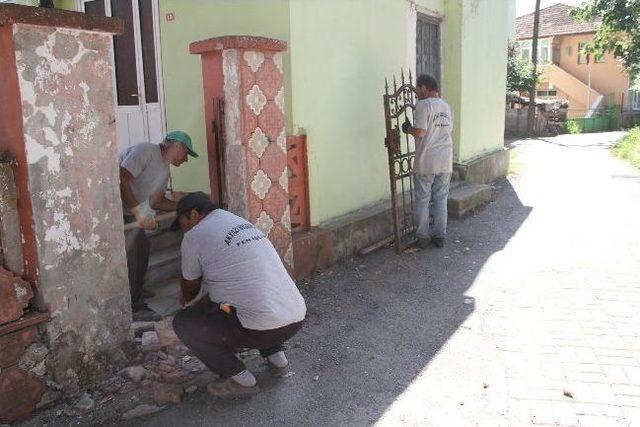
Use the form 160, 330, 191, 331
537, 39, 550, 65
518, 39, 550, 65
75, 0, 167, 145
631, 90, 640, 111
578, 42, 588, 64
518, 40, 531, 62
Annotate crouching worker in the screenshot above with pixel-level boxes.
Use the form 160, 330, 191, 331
171, 192, 306, 398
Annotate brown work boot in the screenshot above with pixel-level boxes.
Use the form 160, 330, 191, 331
206, 378, 260, 399
266, 351, 292, 378
268, 362, 291, 378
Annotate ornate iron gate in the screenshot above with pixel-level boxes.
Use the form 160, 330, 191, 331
383, 70, 417, 253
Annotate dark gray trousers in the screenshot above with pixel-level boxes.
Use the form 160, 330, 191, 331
173, 298, 303, 378
124, 225, 150, 307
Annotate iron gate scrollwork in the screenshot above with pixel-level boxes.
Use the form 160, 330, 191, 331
383, 70, 417, 253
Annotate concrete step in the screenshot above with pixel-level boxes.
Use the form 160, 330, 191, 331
146, 245, 181, 284
148, 228, 182, 253
447, 183, 493, 218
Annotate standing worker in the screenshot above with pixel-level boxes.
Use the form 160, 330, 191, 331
402, 74, 453, 249
119, 131, 198, 311
170, 192, 306, 398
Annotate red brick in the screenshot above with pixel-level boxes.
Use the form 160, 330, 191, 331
0, 326, 37, 368
152, 382, 184, 404
0, 267, 33, 325
0, 366, 45, 423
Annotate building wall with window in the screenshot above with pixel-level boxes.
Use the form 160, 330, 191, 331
557, 33, 630, 107
50, 0, 512, 225
517, 32, 631, 109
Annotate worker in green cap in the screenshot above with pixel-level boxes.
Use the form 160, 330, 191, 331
119, 131, 198, 313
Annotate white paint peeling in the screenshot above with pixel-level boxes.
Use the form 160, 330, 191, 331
44, 212, 80, 254
43, 127, 60, 147
13, 282, 27, 299
87, 178, 92, 187
41, 103, 57, 126
56, 188, 72, 198
79, 82, 90, 106
25, 134, 60, 173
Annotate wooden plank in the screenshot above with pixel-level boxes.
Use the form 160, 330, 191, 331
357, 236, 393, 257
0, 311, 50, 336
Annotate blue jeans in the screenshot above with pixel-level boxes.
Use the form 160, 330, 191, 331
413, 172, 452, 240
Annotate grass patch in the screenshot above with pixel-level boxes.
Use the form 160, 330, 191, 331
565, 120, 582, 134
613, 127, 640, 170
508, 148, 521, 175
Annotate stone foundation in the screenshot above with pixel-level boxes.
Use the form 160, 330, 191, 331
454, 148, 510, 185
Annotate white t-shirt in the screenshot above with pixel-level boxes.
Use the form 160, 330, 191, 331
180, 210, 306, 331
413, 97, 453, 175
119, 143, 170, 208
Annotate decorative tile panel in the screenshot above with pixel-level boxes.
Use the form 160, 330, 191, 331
277, 127, 287, 153
246, 85, 267, 115
281, 204, 291, 232
279, 167, 288, 192
243, 51, 264, 73
284, 243, 293, 268
255, 211, 274, 236
250, 169, 271, 200
275, 86, 285, 114
273, 52, 284, 74
249, 127, 269, 158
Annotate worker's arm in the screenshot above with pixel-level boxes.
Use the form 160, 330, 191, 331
119, 167, 140, 210
150, 189, 178, 212
407, 126, 427, 139
180, 277, 202, 307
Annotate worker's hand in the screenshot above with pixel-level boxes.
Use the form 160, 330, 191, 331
169, 191, 187, 202
131, 204, 157, 230
401, 119, 412, 134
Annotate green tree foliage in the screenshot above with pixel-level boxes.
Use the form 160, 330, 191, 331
571, 0, 640, 89
506, 43, 539, 94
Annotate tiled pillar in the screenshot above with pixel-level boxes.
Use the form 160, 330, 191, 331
0, 5, 129, 391
191, 36, 294, 270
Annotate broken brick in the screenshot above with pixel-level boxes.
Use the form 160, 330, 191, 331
119, 366, 147, 384
0, 366, 45, 423
155, 318, 181, 348
0, 326, 37, 368
0, 267, 33, 325
152, 382, 184, 404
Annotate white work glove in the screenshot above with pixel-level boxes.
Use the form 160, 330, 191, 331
131, 200, 157, 230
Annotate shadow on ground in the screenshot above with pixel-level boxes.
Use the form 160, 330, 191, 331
96, 178, 529, 427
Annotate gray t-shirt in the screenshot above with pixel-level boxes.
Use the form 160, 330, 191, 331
181, 210, 306, 331
413, 97, 453, 175
119, 143, 170, 207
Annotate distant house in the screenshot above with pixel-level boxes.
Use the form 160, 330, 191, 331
516, 3, 640, 116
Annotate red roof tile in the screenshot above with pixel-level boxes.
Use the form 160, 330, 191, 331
516, 3, 600, 40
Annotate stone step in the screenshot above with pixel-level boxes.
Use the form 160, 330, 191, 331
146, 245, 181, 285
447, 183, 493, 218
148, 228, 182, 253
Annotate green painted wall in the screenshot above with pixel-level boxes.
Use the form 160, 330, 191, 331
456, 0, 509, 161
157, 0, 291, 193
289, 0, 446, 225
38, 0, 512, 226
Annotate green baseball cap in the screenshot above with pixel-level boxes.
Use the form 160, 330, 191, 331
166, 130, 198, 158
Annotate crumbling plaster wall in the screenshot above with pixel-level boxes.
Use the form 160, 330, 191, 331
13, 23, 131, 389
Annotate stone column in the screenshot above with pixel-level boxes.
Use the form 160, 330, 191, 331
0, 5, 129, 391
190, 36, 294, 270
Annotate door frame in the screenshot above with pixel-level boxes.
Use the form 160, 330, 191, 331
406, 4, 444, 95
75, 0, 167, 143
